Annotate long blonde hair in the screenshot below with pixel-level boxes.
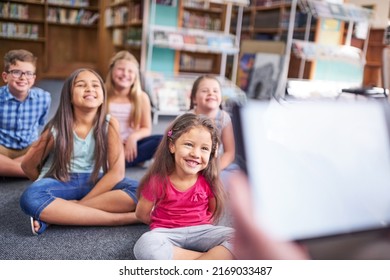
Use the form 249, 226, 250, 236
105, 50, 143, 128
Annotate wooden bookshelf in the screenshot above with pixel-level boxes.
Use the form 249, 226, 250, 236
0, 1, 47, 82
363, 28, 386, 87
103, 0, 144, 67
238, 0, 317, 79
175, 0, 227, 74
0, 0, 101, 82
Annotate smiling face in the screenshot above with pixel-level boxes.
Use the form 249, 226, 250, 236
71, 70, 104, 110
169, 126, 212, 178
192, 77, 222, 113
111, 59, 138, 92
2, 60, 36, 100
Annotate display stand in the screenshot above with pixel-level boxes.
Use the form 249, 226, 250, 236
143, 0, 249, 123
278, 0, 374, 100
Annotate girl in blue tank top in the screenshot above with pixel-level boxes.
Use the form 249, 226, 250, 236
20, 68, 139, 235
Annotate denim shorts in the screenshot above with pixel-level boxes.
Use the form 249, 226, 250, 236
20, 173, 139, 220
133, 224, 235, 260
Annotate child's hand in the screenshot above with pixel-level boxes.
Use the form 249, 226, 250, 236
124, 136, 138, 162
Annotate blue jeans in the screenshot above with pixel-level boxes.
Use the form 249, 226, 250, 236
126, 134, 163, 167
20, 173, 139, 220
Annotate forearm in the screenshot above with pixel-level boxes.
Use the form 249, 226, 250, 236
219, 151, 235, 170
81, 170, 124, 201
136, 213, 151, 225
21, 163, 40, 181
129, 127, 152, 142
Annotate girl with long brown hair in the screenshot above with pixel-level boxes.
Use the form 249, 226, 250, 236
20, 68, 139, 235
134, 113, 234, 260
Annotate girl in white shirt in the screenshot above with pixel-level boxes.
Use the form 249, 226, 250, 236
106, 51, 162, 167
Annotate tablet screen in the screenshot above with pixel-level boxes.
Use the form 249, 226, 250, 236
237, 100, 390, 241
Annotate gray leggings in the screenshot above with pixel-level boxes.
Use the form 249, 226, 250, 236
133, 224, 235, 260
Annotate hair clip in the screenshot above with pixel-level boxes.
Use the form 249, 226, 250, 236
167, 130, 172, 137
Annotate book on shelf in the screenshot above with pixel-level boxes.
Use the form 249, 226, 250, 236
112, 28, 124, 45
129, 2, 142, 22
48, 0, 89, 7
46, 8, 99, 25
0, 22, 39, 39
1, 3, 29, 20
182, 11, 221, 31
125, 27, 142, 46
180, 54, 213, 72
168, 33, 184, 47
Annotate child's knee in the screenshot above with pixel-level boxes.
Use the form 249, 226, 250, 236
133, 231, 173, 260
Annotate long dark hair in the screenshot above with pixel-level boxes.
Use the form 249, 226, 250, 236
138, 113, 226, 222
42, 68, 109, 183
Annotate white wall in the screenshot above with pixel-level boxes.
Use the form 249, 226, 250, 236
348, 0, 389, 28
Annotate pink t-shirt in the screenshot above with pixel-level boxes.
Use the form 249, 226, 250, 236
141, 174, 215, 230
109, 102, 134, 142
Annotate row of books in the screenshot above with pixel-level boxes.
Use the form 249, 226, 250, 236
299, 0, 373, 22
104, 3, 141, 27
254, 0, 291, 6
0, 3, 28, 20
180, 53, 213, 72
112, 27, 142, 46
182, 0, 207, 9
253, 9, 279, 29
48, 0, 90, 7
253, 9, 316, 29
279, 11, 317, 29
47, 8, 99, 25
0, 22, 39, 39
182, 11, 221, 31
153, 28, 236, 53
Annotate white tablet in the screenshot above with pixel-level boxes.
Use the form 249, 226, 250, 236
233, 100, 390, 241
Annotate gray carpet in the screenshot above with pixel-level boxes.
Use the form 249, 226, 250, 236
0, 79, 171, 260
0, 169, 150, 260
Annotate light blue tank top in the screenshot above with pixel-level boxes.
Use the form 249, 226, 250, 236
39, 115, 110, 178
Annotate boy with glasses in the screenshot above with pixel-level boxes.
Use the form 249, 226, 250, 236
0, 49, 51, 178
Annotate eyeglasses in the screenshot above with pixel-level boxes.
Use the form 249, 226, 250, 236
7, 69, 35, 79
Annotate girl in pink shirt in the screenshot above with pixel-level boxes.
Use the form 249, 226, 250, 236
134, 113, 234, 260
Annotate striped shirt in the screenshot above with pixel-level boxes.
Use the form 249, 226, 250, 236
0, 85, 51, 149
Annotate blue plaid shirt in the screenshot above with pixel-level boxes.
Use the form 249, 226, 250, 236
0, 85, 51, 150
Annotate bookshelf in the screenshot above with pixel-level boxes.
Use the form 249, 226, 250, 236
177, 0, 225, 74
104, 0, 145, 67
46, 0, 100, 78
363, 28, 386, 87
0, 0, 100, 82
282, 0, 374, 99
144, 0, 248, 123
239, 0, 317, 80
146, 0, 248, 78
0, 1, 47, 79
